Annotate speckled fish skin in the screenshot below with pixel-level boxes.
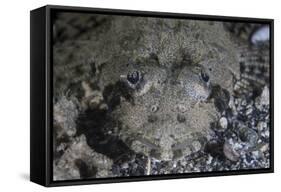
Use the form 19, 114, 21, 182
53, 13, 269, 162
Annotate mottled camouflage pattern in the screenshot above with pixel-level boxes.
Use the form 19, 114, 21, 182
52, 12, 270, 179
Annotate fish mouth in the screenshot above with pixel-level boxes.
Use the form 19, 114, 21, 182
133, 136, 174, 160
134, 136, 202, 161
136, 137, 160, 150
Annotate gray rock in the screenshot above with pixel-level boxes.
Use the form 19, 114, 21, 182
238, 127, 258, 147
223, 142, 240, 162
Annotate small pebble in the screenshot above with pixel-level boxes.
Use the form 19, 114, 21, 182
206, 155, 213, 164
246, 107, 253, 116
260, 144, 269, 152
219, 117, 228, 130
264, 130, 270, 138
255, 86, 270, 110
252, 151, 260, 158
121, 162, 129, 169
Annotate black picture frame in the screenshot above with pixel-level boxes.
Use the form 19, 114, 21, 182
30, 5, 274, 187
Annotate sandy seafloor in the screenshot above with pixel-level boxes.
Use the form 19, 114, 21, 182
52, 12, 271, 181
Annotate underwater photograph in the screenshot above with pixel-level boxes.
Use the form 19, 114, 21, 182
52, 11, 271, 181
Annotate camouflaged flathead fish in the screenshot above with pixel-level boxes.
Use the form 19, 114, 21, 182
53, 12, 270, 161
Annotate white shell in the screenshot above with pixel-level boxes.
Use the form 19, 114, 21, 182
251, 26, 270, 45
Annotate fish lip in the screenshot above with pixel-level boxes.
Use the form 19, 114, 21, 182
136, 137, 160, 150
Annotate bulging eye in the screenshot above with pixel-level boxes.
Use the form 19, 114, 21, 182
200, 70, 209, 82
127, 71, 141, 84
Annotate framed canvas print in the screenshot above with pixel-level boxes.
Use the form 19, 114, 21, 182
30, 5, 274, 187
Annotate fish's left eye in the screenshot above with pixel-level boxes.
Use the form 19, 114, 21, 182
127, 71, 141, 84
